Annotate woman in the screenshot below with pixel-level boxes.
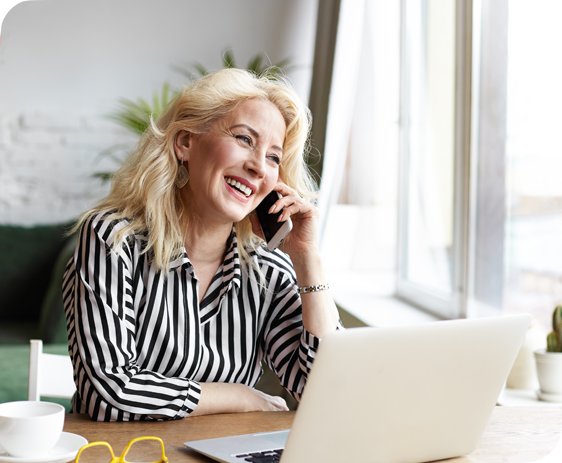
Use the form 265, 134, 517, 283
63, 68, 340, 421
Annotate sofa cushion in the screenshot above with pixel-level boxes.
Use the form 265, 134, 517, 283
39, 233, 78, 344
0, 223, 72, 324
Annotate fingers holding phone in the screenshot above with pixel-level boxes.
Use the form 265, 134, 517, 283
252, 183, 319, 255
253, 190, 293, 251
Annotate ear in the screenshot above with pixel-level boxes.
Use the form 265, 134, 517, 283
174, 130, 191, 162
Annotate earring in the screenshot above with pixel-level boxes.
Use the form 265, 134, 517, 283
175, 155, 190, 188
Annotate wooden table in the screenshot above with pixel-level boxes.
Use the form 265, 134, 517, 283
64, 406, 562, 462
64, 411, 293, 462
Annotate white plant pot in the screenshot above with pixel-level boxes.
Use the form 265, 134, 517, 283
506, 324, 544, 390
534, 349, 562, 398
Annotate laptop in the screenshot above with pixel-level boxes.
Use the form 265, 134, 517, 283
184, 314, 531, 463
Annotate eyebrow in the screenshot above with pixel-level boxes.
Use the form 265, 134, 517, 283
230, 124, 284, 155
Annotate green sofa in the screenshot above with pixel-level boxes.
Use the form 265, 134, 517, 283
0, 223, 78, 411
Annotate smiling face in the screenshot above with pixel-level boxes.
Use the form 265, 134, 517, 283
175, 98, 286, 228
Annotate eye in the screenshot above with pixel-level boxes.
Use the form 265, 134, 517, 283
267, 154, 281, 166
235, 134, 252, 146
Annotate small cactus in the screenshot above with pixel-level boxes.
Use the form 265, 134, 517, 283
546, 305, 562, 352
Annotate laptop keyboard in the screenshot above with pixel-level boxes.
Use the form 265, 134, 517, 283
235, 449, 283, 462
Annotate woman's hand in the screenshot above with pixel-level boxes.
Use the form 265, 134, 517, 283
249, 181, 319, 259
249, 182, 340, 340
242, 387, 289, 412
190, 383, 288, 417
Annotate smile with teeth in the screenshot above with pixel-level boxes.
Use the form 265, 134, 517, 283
225, 177, 253, 197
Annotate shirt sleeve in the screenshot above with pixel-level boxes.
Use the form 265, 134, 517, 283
64, 214, 200, 421
259, 266, 343, 402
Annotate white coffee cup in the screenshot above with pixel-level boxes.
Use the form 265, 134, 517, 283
0, 401, 65, 458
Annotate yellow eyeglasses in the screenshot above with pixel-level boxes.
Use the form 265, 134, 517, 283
74, 436, 169, 463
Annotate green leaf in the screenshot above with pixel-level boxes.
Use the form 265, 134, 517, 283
137, 98, 153, 115
223, 49, 236, 68
107, 82, 178, 135
273, 58, 291, 69
92, 172, 114, 184
192, 62, 209, 77
152, 93, 160, 116
247, 54, 263, 73
107, 113, 147, 135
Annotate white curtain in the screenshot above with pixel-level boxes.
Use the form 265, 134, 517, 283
312, 0, 366, 247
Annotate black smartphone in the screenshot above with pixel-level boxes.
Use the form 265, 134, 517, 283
255, 191, 293, 251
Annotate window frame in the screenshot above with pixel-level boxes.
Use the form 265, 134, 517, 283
396, 0, 473, 319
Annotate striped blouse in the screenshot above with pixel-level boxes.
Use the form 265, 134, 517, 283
62, 212, 322, 421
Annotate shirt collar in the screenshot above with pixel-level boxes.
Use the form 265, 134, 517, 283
169, 227, 242, 292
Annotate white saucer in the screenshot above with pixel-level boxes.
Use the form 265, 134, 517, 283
537, 389, 562, 403
0, 432, 87, 463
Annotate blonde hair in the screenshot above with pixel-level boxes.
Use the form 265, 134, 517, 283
74, 68, 317, 272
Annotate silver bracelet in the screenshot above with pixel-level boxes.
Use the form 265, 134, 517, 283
297, 283, 330, 294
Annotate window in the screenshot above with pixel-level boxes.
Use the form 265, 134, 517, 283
322, 0, 562, 331
397, 0, 470, 319
501, 0, 562, 331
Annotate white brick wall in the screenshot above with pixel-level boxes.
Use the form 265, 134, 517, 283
0, 112, 139, 225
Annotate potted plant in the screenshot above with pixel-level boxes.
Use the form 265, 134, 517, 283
534, 305, 562, 401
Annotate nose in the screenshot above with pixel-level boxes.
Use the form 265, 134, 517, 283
244, 151, 267, 178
